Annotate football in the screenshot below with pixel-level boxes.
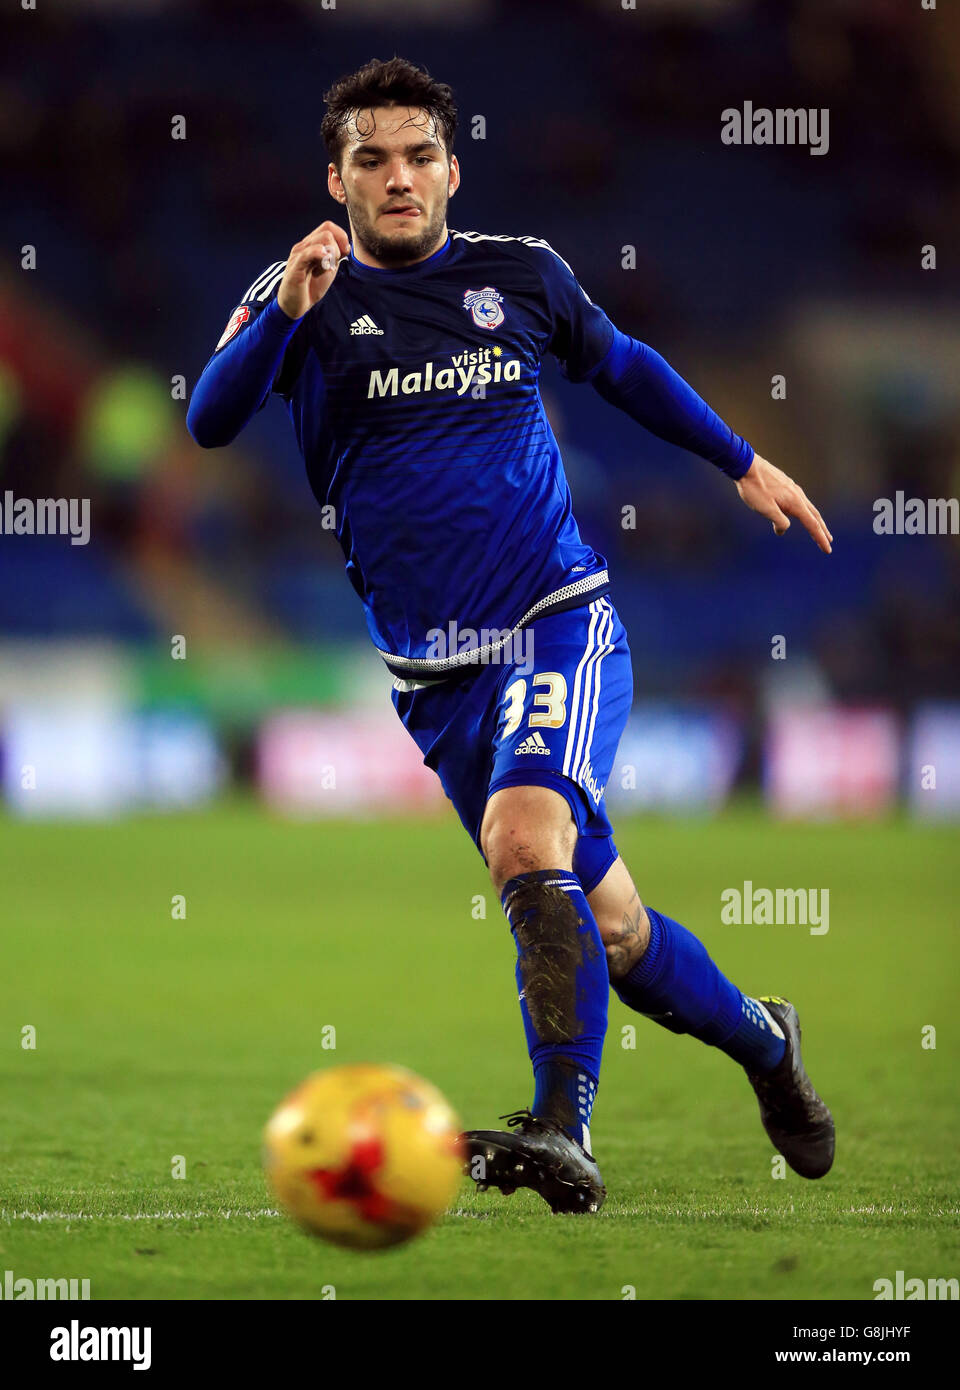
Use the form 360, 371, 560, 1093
263, 1064, 465, 1249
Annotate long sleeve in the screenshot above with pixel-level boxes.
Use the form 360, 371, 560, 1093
589, 327, 754, 479
187, 288, 302, 449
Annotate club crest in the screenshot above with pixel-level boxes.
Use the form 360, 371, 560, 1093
463, 286, 505, 331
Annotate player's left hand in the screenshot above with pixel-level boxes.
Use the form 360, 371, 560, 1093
735, 455, 832, 554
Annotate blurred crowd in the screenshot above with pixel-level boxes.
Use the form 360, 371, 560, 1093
0, 0, 958, 707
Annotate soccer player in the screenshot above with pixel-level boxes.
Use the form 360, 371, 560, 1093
188, 58, 835, 1213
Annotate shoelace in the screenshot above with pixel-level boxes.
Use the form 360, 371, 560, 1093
499, 1109, 571, 1140
492, 1108, 600, 1185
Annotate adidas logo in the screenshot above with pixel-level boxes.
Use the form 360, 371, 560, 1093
350, 314, 384, 335
514, 731, 550, 756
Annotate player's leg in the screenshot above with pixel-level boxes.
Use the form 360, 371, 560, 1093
478, 598, 632, 1160
460, 781, 610, 1212
391, 661, 609, 1196
588, 853, 784, 1064
587, 852, 835, 1178
481, 782, 608, 1153
459, 597, 634, 1212
584, 851, 650, 975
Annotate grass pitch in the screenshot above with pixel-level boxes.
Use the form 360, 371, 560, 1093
1, 802, 957, 1300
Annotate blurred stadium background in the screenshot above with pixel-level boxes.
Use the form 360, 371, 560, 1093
4, 3, 960, 1307
1, 0, 959, 825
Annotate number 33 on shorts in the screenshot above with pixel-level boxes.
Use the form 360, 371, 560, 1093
491, 599, 634, 810
502, 672, 567, 737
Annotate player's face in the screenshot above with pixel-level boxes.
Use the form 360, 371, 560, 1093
329, 106, 459, 268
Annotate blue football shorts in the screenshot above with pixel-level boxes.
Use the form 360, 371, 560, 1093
391, 596, 633, 894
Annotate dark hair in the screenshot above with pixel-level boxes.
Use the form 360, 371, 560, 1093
321, 57, 457, 168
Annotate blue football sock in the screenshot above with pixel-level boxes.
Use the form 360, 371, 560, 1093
501, 869, 607, 1152
613, 907, 786, 1073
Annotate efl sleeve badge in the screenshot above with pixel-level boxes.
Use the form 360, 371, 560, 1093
216, 304, 251, 351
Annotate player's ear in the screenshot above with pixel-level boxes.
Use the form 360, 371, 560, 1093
448, 155, 460, 198
328, 161, 346, 204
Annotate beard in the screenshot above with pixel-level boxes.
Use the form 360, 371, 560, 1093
347, 190, 449, 266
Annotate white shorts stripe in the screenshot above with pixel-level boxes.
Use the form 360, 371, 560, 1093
570, 599, 613, 785
567, 603, 604, 781
575, 599, 615, 786
562, 600, 602, 778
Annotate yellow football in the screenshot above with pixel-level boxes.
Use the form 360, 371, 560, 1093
263, 1064, 464, 1249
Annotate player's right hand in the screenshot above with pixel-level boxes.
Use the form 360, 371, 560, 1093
277, 222, 351, 320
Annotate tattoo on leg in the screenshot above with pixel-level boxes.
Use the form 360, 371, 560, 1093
605, 890, 650, 980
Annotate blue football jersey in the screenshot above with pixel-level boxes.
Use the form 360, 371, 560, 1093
217, 232, 616, 677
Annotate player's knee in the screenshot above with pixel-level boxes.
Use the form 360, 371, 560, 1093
481, 793, 577, 896
484, 824, 574, 895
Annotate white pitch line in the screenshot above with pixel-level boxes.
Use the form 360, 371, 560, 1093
1, 1209, 282, 1223
4, 1207, 493, 1225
